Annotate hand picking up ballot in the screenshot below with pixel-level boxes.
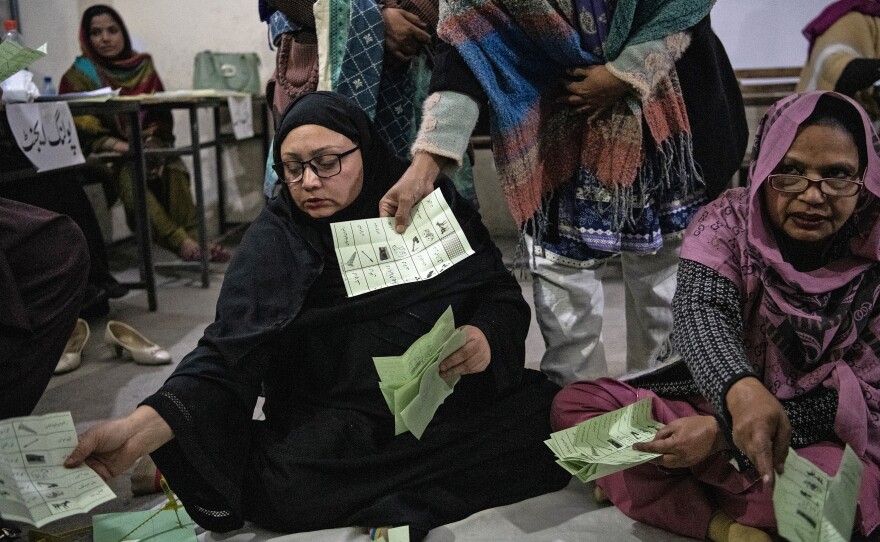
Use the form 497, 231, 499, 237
373, 306, 466, 439
545, 398, 665, 483
0, 412, 115, 527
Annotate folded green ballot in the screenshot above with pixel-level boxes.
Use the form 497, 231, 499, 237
544, 398, 665, 483
93, 507, 196, 542
773, 444, 862, 542
373, 306, 465, 439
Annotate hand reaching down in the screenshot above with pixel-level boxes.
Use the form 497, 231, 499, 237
379, 152, 446, 233
725, 377, 792, 484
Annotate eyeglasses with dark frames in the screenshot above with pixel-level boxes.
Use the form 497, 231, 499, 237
274, 146, 359, 186
767, 173, 863, 198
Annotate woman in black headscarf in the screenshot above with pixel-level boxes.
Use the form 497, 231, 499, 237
65, 92, 570, 539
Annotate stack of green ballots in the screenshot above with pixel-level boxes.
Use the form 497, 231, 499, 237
545, 398, 665, 483
373, 306, 466, 439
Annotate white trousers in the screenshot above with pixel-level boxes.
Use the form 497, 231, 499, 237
527, 235, 682, 386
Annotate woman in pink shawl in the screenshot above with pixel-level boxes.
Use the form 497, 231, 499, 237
552, 90, 880, 542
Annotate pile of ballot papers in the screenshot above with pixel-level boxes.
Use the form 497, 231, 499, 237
544, 398, 665, 483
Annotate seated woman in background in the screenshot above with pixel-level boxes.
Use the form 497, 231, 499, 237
59, 4, 229, 262
797, 0, 880, 122
64, 92, 570, 539
552, 91, 880, 541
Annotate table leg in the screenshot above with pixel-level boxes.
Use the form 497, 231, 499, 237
214, 106, 227, 234
188, 105, 210, 288
127, 110, 157, 311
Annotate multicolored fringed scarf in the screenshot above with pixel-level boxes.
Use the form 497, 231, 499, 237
681, 91, 880, 469
438, 0, 712, 236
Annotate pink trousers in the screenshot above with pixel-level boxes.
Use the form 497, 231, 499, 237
551, 378, 879, 539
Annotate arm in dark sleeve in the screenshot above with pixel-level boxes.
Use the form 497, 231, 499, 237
137, 204, 316, 531
834, 58, 880, 97
428, 41, 488, 106
673, 259, 841, 465
673, 259, 757, 416
674, 258, 761, 467
138, 340, 271, 531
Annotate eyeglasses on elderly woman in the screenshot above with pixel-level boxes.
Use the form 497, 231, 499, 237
767, 173, 863, 197
274, 146, 360, 186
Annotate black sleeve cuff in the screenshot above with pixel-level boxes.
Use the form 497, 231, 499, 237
429, 41, 488, 105
835, 58, 880, 97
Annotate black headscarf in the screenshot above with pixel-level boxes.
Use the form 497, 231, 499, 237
272, 92, 409, 224
191, 91, 501, 364
270, 92, 412, 300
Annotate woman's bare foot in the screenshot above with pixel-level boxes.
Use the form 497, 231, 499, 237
209, 243, 231, 263
592, 484, 610, 504
177, 238, 201, 261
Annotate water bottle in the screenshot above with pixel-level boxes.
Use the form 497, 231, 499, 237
2, 19, 24, 45
41, 76, 57, 96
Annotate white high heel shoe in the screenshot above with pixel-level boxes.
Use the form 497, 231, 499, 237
104, 320, 172, 365
55, 318, 89, 374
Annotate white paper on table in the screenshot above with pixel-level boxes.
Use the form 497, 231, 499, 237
5, 101, 84, 172
331, 188, 475, 297
227, 95, 254, 140
0, 412, 116, 527
35, 87, 119, 102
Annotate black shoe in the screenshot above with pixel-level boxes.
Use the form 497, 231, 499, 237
103, 276, 129, 299
80, 284, 109, 318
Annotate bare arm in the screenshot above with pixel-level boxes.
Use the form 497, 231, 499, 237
379, 151, 448, 233
64, 405, 173, 480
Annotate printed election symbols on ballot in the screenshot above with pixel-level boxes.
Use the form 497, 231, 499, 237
331, 188, 475, 297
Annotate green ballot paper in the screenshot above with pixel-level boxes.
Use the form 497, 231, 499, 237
773, 445, 862, 542
93, 507, 197, 542
373, 306, 465, 439
0, 40, 47, 83
544, 398, 665, 483
371, 525, 410, 542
